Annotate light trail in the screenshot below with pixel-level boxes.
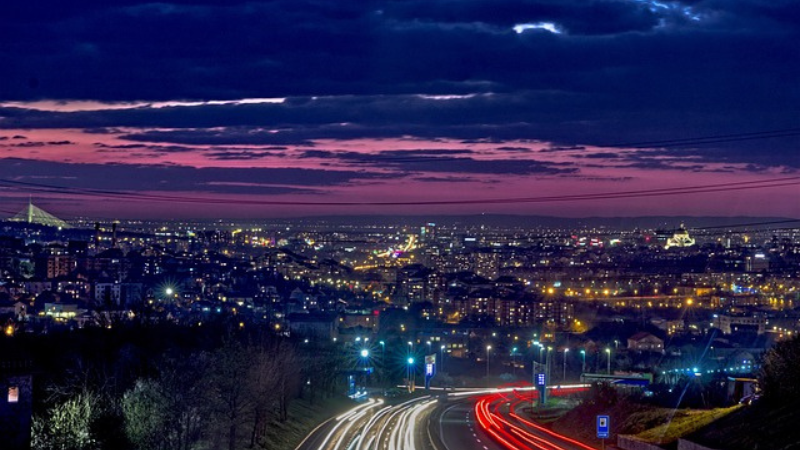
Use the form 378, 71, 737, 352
472, 389, 596, 450
447, 384, 591, 398
317, 399, 383, 450
312, 395, 436, 450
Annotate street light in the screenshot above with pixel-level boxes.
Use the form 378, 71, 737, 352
377, 340, 385, 381
580, 349, 586, 374
563, 348, 569, 380
605, 348, 612, 374
486, 345, 492, 378
407, 357, 415, 392
546, 346, 553, 384
360, 348, 371, 387
440, 345, 446, 372
512, 347, 518, 374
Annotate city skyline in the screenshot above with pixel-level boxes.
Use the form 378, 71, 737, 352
1, 0, 799, 219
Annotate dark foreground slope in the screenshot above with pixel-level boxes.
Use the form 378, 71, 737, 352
688, 400, 800, 450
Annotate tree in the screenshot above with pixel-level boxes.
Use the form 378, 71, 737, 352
122, 354, 208, 450
274, 340, 300, 423
205, 340, 256, 450
122, 379, 167, 450
246, 344, 280, 449
760, 335, 800, 403
32, 393, 98, 450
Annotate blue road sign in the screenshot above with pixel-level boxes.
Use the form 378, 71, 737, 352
597, 415, 610, 439
536, 373, 546, 386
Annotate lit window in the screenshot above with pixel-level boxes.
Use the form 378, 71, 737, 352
8, 386, 19, 403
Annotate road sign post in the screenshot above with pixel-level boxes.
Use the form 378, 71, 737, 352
536, 372, 547, 407
597, 415, 610, 449
424, 354, 436, 390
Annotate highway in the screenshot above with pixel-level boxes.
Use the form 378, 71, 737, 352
435, 400, 505, 450
296, 396, 439, 450
472, 389, 597, 450
296, 385, 595, 450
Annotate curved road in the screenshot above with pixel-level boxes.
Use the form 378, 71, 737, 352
296, 386, 594, 450
296, 396, 439, 450
434, 400, 505, 450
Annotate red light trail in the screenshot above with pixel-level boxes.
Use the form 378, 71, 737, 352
472, 387, 596, 450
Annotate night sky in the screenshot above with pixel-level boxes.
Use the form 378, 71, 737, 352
1, 0, 799, 219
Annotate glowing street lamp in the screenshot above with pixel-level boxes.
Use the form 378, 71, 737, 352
605, 348, 612, 374
580, 349, 586, 374
512, 347, 519, 374
563, 348, 569, 380
407, 357, 415, 392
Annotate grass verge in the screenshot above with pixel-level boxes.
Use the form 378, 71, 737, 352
632, 405, 740, 445
261, 395, 355, 450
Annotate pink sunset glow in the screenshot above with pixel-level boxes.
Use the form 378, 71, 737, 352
1, 122, 797, 220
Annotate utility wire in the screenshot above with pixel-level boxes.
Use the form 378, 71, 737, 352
0, 176, 799, 207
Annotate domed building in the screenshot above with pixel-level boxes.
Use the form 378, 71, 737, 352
664, 224, 695, 249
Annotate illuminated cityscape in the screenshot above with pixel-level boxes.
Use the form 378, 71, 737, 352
1, 213, 800, 449
2, 0, 800, 449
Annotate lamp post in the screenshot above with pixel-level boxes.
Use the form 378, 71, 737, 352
512, 347, 518, 375
563, 348, 569, 381
605, 348, 612, 374
580, 349, 586, 374
360, 349, 370, 386
486, 345, 492, 378
546, 346, 553, 385
378, 340, 385, 381
406, 357, 415, 392
440, 345, 446, 373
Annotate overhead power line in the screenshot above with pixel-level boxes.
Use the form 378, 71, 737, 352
0, 176, 798, 207
597, 127, 800, 149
